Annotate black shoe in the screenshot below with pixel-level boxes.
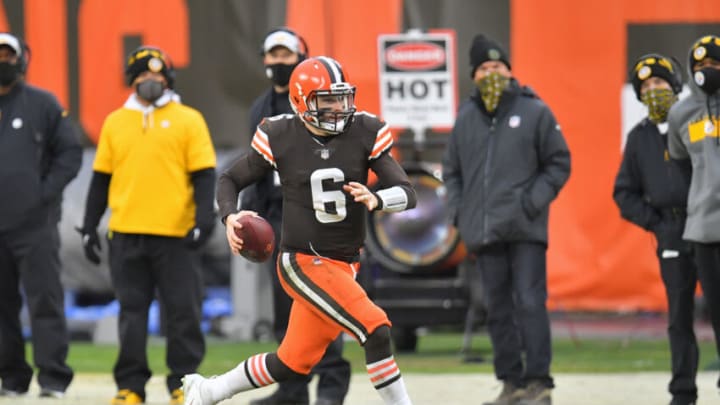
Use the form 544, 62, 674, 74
249, 389, 309, 405
314, 398, 343, 405
669, 398, 696, 405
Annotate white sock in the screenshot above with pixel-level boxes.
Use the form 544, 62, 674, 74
205, 353, 276, 402
367, 356, 413, 405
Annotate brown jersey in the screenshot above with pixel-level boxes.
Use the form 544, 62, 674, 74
217, 112, 415, 261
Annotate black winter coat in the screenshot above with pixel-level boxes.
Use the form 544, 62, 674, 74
0, 82, 82, 230
442, 81, 571, 251
613, 119, 692, 254
239, 88, 289, 230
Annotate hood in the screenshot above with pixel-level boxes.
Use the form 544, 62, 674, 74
123, 89, 181, 130
123, 89, 181, 112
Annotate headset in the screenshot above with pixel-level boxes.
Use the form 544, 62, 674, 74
261, 27, 309, 61
0, 32, 30, 74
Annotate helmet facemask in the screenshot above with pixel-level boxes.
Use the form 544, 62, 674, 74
304, 83, 356, 135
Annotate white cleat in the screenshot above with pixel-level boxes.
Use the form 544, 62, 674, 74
182, 374, 214, 405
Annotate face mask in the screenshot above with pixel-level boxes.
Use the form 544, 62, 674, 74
476, 72, 510, 113
318, 117, 345, 133
136, 79, 165, 103
0, 62, 20, 86
641, 88, 677, 123
693, 67, 720, 95
265, 63, 297, 87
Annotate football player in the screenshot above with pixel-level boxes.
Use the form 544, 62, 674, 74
243, 28, 352, 405
182, 56, 416, 405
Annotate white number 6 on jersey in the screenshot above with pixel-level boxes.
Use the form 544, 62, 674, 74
310, 168, 346, 223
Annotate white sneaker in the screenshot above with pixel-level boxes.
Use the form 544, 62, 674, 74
0, 387, 27, 397
182, 374, 214, 405
39, 387, 65, 398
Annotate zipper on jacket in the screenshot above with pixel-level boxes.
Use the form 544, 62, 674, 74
482, 116, 497, 244
660, 127, 677, 200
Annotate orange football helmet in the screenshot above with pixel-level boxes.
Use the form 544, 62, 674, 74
289, 56, 356, 134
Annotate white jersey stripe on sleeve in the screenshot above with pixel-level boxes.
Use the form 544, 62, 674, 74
250, 128, 276, 168
369, 125, 393, 160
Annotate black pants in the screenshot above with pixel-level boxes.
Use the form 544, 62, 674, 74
108, 233, 205, 398
476, 242, 553, 388
268, 246, 351, 402
693, 242, 720, 390
0, 221, 73, 392
658, 251, 699, 401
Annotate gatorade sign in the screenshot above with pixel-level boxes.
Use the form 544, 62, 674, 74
378, 31, 457, 128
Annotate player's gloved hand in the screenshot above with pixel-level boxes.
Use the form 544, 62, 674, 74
184, 222, 215, 250
75, 226, 101, 265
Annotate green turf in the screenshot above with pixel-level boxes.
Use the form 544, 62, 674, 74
59, 332, 718, 375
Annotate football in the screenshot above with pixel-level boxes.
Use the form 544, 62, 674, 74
234, 215, 276, 263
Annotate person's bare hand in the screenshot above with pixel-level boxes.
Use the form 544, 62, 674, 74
224, 210, 258, 255
343, 182, 378, 211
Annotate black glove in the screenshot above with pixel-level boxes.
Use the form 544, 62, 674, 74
183, 222, 215, 250
186, 168, 217, 250
75, 227, 101, 265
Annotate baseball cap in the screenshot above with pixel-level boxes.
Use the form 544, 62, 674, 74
263, 30, 301, 54
0, 33, 21, 55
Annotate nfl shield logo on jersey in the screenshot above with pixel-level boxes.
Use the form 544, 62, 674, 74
320, 149, 330, 160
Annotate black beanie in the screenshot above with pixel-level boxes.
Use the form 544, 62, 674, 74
689, 35, 720, 71
469, 34, 510, 76
630, 53, 682, 100
124, 46, 175, 88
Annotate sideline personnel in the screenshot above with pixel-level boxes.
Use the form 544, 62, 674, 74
0, 32, 80, 399
77, 46, 217, 405
614, 53, 698, 405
